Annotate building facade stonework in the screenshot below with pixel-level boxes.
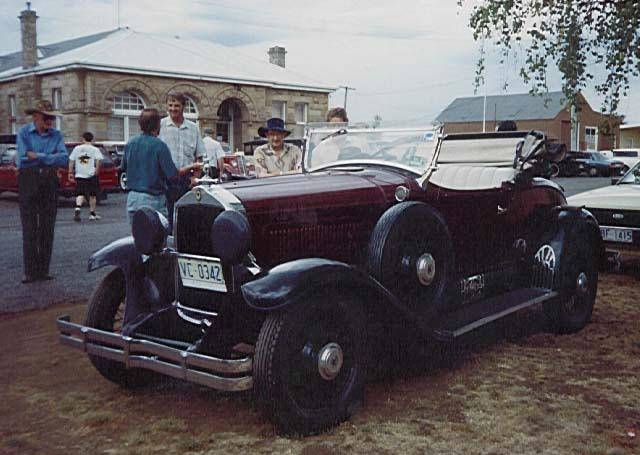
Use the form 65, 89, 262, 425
0, 69, 328, 150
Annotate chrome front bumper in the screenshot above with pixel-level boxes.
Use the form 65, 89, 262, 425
57, 315, 253, 392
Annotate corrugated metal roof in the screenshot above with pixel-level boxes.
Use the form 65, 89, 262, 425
435, 91, 568, 123
0, 29, 119, 73
0, 28, 335, 92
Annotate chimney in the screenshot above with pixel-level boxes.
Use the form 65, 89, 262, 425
20, 2, 38, 69
268, 46, 286, 68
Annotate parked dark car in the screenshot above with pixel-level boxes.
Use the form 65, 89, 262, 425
0, 143, 119, 198
57, 128, 603, 435
556, 151, 626, 177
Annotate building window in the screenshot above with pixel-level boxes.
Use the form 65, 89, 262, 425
52, 88, 62, 130
110, 92, 146, 141
585, 126, 598, 151
9, 95, 17, 134
271, 100, 286, 121
294, 102, 307, 137
183, 96, 199, 125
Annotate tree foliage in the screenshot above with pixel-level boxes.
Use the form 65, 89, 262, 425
462, 0, 640, 113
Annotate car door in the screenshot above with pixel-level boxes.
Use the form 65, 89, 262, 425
0, 148, 18, 192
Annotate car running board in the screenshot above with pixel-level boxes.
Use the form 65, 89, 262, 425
433, 288, 558, 342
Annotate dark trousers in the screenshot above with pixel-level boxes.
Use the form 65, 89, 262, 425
18, 167, 59, 278
166, 177, 189, 227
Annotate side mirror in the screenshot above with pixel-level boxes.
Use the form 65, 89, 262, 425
611, 177, 620, 185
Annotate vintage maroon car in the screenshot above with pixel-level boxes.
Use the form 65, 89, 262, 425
0, 142, 119, 198
57, 127, 603, 435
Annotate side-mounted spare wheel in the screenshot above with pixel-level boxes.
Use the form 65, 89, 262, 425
85, 268, 156, 388
253, 296, 367, 435
368, 201, 454, 315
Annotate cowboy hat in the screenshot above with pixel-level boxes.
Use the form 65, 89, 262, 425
25, 99, 63, 117
258, 117, 290, 138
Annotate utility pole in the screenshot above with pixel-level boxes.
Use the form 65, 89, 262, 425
340, 86, 355, 109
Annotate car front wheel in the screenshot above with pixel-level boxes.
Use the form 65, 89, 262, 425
253, 297, 367, 435
85, 269, 156, 388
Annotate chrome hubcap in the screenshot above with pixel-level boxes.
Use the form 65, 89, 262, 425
416, 253, 436, 286
576, 271, 589, 296
317, 342, 344, 381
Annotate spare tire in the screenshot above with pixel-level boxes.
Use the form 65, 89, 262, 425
368, 202, 454, 316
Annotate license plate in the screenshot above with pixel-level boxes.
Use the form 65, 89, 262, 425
600, 227, 633, 244
178, 255, 227, 292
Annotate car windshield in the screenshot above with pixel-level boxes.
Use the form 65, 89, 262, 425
304, 127, 439, 174
618, 162, 640, 184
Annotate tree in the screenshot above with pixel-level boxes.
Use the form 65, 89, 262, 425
462, 0, 640, 113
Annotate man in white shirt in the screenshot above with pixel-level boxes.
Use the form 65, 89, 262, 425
202, 127, 226, 169
159, 92, 205, 224
68, 131, 102, 221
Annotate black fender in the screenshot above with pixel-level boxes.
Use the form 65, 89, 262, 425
241, 258, 422, 329
538, 206, 606, 289
87, 236, 175, 335
88, 236, 142, 274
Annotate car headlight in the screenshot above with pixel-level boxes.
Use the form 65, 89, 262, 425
132, 207, 169, 255
211, 210, 251, 264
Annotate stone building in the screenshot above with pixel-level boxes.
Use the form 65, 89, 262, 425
0, 5, 334, 151
436, 91, 620, 151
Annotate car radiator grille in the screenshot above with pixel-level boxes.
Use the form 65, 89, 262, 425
175, 205, 224, 256
175, 204, 226, 313
587, 208, 640, 228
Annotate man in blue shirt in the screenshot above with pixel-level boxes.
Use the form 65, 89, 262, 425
17, 99, 68, 283
122, 108, 201, 224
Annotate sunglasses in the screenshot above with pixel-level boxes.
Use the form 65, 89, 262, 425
43, 115, 56, 122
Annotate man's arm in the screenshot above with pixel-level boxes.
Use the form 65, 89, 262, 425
194, 126, 206, 161
40, 132, 69, 168
95, 148, 102, 175
16, 127, 36, 166
68, 149, 76, 180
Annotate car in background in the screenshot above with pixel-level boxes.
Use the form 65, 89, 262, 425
568, 161, 640, 267
0, 143, 119, 199
557, 151, 625, 177
611, 149, 640, 173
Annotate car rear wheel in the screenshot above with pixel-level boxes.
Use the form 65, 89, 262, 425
549, 163, 560, 178
588, 167, 599, 177
545, 244, 598, 334
368, 202, 454, 316
253, 297, 367, 435
85, 269, 156, 388
119, 171, 127, 191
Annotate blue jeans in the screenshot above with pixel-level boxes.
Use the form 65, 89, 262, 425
126, 191, 168, 225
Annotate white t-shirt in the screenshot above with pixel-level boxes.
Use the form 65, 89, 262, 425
70, 143, 102, 178
203, 136, 225, 167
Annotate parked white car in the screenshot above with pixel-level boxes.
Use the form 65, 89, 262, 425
568, 162, 640, 265
612, 149, 640, 172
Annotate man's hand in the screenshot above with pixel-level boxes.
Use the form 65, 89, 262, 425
68, 173, 75, 183
26, 151, 38, 160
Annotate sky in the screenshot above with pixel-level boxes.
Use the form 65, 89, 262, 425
2, 0, 639, 125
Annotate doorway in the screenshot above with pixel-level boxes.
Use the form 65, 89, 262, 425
217, 99, 244, 152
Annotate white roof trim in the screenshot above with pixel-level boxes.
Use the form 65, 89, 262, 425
620, 123, 640, 130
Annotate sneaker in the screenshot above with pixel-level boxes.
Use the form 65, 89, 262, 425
89, 213, 101, 220
74, 209, 81, 222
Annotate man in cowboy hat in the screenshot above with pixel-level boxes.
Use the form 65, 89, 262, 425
16, 99, 69, 283
254, 117, 302, 177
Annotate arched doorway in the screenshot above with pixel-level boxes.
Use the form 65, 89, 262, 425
217, 98, 246, 152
